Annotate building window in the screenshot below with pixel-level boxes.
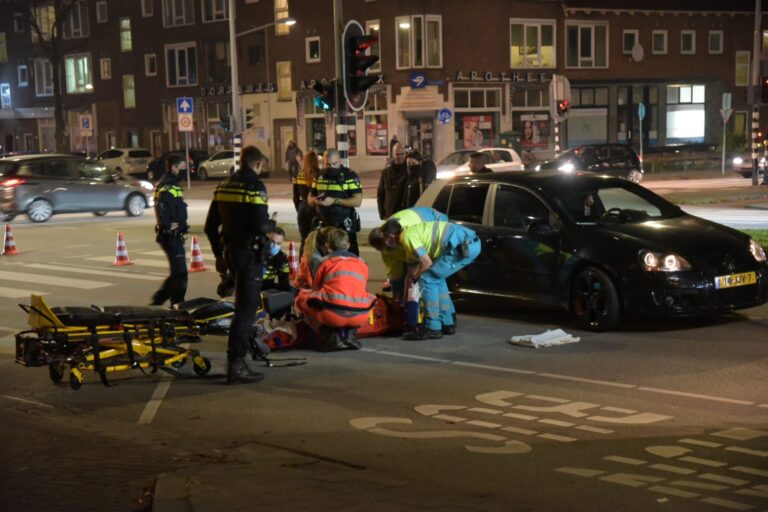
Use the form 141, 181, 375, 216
142, 0, 154, 17
205, 41, 230, 84
63, 1, 89, 39
65, 53, 93, 94
735, 51, 750, 87
32, 5, 55, 42
145, 54, 157, 76
163, 0, 194, 27
13, 14, 24, 33
276, 61, 291, 101
681, 30, 695, 55
666, 84, 705, 143
365, 20, 381, 72
248, 44, 262, 67
96, 1, 108, 23
34, 59, 53, 96
364, 89, 388, 155
120, 18, 132, 52
305, 36, 320, 63
0, 33, 6, 64
454, 87, 502, 149
304, 95, 328, 153
652, 30, 667, 55
100, 57, 112, 80
1, 83, 11, 109
708, 30, 723, 54
203, 0, 228, 22
395, 15, 442, 69
565, 22, 608, 68
509, 19, 555, 68
622, 29, 638, 55
123, 75, 136, 109
165, 42, 198, 87
275, 0, 290, 36
18, 65, 28, 87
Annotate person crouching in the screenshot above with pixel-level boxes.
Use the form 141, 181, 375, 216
295, 228, 376, 351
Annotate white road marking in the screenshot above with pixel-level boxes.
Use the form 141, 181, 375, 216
699, 474, 750, 486
467, 407, 504, 415
735, 486, 768, 499
600, 473, 664, 487
538, 433, 577, 443
87, 256, 169, 268
731, 466, 768, 478
138, 250, 168, 257
538, 372, 635, 389
638, 387, 756, 406
0, 287, 47, 298
501, 426, 538, 436
137, 376, 173, 426
3, 395, 53, 408
503, 412, 538, 421
647, 486, 699, 499
711, 428, 768, 441
538, 419, 575, 428
576, 425, 614, 434
680, 438, 723, 448
672, 480, 730, 491
0, 271, 111, 289
725, 446, 768, 457
24, 263, 162, 281
681, 456, 728, 468
700, 497, 755, 511
466, 420, 502, 429
649, 464, 696, 475
526, 395, 570, 404
604, 455, 647, 466
557, 467, 605, 478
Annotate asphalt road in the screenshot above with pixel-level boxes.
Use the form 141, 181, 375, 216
0, 176, 766, 511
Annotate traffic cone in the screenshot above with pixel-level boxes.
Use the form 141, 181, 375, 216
112, 232, 133, 266
2, 224, 18, 256
288, 240, 299, 279
188, 235, 207, 272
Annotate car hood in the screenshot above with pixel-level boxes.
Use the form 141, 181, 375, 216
436, 163, 460, 172
594, 214, 749, 257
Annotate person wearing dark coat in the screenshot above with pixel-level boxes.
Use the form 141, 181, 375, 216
469, 152, 494, 174
377, 143, 408, 220
403, 149, 437, 209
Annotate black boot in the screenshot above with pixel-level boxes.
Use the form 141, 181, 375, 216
318, 327, 347, 352
407, 325, 443, 340
227, 358, 265, 384
342, 328, 361, 350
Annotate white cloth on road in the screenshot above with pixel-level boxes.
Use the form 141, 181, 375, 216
508, 329, 580, 349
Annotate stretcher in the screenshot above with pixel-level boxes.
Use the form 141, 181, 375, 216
15, 295, 211, 390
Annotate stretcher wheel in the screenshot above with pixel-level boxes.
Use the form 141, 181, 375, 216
171, 357, 187, 369
69, 373, 82, 391
192, 356, 211, 376
48, 364, 65, 383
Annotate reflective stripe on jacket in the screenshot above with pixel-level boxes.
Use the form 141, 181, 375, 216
307, 251, 375, 312
400, 221, 450, 262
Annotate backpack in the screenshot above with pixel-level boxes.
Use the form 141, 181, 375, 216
357, 294, 406, 338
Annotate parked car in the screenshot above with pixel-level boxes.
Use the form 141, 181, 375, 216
536, 144, 644, 183
0, 154, 153, 223
197, 150, 235, 180
416, 171, 767, 331
730, 153, 766, 179
146, 150, 210, 181
96, 147, 152, 178
436, 148, 525, 179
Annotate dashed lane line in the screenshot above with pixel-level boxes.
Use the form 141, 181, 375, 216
361, 348, 765, 410
0, 271, 111, 290
23, 263, 163, 281
2, 395, 53, 409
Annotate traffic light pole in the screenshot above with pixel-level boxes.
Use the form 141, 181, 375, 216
333, 0, 350, 166
751, 0, 761, 186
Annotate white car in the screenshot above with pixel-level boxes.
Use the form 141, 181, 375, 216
198, 150, 235, 180
436, 148, 524, 179
96, 148, 152, 178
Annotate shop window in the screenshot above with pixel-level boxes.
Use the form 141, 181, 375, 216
306, 37, 320, 63
17, 65, 28, 87
123, 74, 136, 109
365, 114, 388, 155
395, 14, 442, 69
652, 30, 667, 55
622, 30, 638, 55
566, 22, 608, 68
666, 85, 705, 143
63, 1, 89, 39
65, 53, 93, 94
276, 61, 292, 101
365, 20, 382, 72
35, 59, 52, 96
275, 0, 290, 35
510, 19, 556, 68
100, 57, 112, 80
120, 18, 132, 52
735, 51, 750, 87
681, 30, 696, 55
203, 0, 228, 22
165, 42, 197, 87
708, 31, 723, 54
163, 0, 194, 27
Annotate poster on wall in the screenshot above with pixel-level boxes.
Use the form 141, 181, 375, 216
521, 114, 550, 149
366, 119, 388, 155
462, 115, 493, 149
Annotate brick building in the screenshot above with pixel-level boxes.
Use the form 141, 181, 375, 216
0, 0, 764, 172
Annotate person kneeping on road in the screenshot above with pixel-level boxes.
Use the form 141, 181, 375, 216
151, 154, 189, 307
381, 219, 481, 340
205, 146, 276, 384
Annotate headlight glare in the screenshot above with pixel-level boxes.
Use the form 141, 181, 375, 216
534, 164, 541, 171
732, 157, 744, 165
640, 250, 691, 272
750, 238, 766, 262
558, 162, 575, 173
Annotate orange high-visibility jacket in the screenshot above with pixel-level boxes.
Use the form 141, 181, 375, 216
296, 251, 376, 328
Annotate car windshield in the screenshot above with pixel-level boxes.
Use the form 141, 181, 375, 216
554, 182, 682, 224
78, 160, 112, 180
439, 151, 472, 166
128, 150, 151, 158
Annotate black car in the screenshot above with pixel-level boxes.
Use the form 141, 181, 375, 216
146, 150, 210, 182
537, 144, 643, 183
416, 171, 768, 331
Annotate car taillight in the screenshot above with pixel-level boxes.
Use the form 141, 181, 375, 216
1, 178, 25, 188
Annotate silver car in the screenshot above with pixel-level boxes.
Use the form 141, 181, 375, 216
436, 148, 525, 179
97, 147, 153, 177
0, 154, 154, 223
197, 150, 235, 180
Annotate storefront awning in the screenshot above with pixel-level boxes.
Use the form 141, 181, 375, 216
396, 86, 444, 112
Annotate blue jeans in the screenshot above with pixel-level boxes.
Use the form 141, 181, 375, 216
420, 225, 481, 331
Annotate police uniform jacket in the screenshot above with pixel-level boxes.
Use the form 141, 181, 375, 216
311, 165, 362, 228
204, 166, 274, 259
263, 249, 291, 291
154, 173, 188, 238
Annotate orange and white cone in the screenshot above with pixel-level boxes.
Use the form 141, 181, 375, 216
2, 224, 19, 256
188, 235, 207, 272
112, 232, 133, 266
288, 240, 299, 279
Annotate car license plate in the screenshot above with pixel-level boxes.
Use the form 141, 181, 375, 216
714, 272, 757, 290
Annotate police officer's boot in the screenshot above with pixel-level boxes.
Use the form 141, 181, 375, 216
227, 358, 265, 384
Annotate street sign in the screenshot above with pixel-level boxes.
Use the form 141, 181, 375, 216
409, 72, 427, 89
80, 115, 93, 137
722, 92, 732, 110
720, 108, 734, 123
438, 108, 453, 125
637, 102, 646, 121
177, 97, 193, 114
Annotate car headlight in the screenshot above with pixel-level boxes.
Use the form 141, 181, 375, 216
639, 250, 692, 272
732, 157, 744, 165
436, 170, 455, 180
138, 180, 154, 192
749, 238, 766, 262
534, 164, 541, 171
558, 162, 575, 173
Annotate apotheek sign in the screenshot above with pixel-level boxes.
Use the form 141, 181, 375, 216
200, 83, 276, 97
454, 70, 552, 83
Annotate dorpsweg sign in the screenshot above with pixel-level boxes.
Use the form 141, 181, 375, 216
200, 83, 276, 97
455, 70, 552, 83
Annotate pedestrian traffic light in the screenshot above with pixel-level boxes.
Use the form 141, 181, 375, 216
557, 99, 570, 119
244, 108, 255, 130
343, 20, 379, 111
313, 80, 335, 111
762, 77, 768, 104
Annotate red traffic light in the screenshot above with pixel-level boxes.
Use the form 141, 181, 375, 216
557, 99, 570, 116
351, 35, 378, 54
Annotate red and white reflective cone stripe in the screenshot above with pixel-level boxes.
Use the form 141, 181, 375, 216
112, 231, 133, 266
189, 235, 207, 272
2, 224, 18, 256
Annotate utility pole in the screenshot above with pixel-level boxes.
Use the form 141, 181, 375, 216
751, 0, 761, 186
228, 0, 241, 166
333, 0, 349, 166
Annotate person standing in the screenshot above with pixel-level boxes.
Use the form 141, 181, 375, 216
403, 149, 437, 209
307, 149, 363, 255
204, 146, 276, 384
381, 218, 481, 340
151, 155, 189, 307
285, 140, 301, 177
296, 151, 320, 247
389, 134, 399, 159
377, 143, 408, 220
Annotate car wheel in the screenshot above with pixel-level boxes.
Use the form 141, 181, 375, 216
125, 194, 146, 217
199, 168, 208, 181
570, 267, 620, 332
27, 198, 53, 223
93, 211, 107, 217
628, 170, 643, 183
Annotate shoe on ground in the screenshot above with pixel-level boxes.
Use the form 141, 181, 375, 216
342, 328, 361, 350
318, 328, 347, 352
442, 324, 456, 335
407, 326, 443, 340
227, 358, 265, 384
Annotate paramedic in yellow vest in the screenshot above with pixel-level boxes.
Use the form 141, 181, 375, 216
380, 218, 481, 340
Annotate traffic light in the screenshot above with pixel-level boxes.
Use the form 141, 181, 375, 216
220, 115, 231, 132
313, 80, 335, 111
557, 99, 570, 119
244, 108, 255, 130
762, 77, 768, 104
343, 20, 379, 111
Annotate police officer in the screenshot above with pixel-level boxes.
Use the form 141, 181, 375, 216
204, 146, 276, 384
151, 154, 189, 307
307, 149, 363, 255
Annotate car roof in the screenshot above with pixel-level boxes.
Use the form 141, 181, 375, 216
444, 170, 631, 193
0, 153, 83, 162
105, 147, 150, 152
